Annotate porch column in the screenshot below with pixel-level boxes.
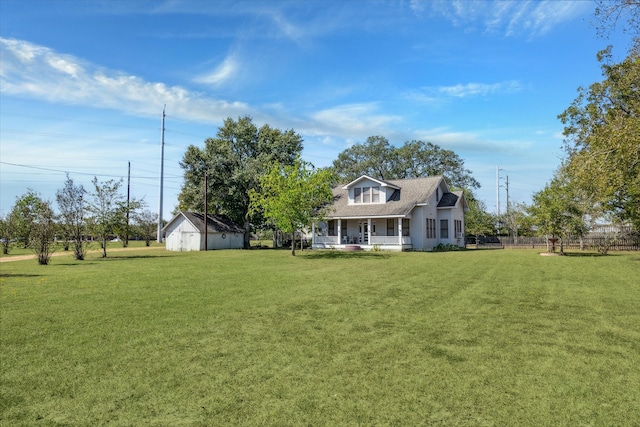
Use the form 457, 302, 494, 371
367, 218, 372, 245
398, 218, 403, 245
312, 222, 316, 245
337, 219, 342, 244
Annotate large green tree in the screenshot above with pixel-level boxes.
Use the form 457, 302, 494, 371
179, 116, 303, 248
528, 169, 587, 253
558, 48, 639, 231
249, 158, 336, 256
332, 136, 480, 189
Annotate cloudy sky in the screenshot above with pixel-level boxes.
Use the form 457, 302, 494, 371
0, 0, 629, 217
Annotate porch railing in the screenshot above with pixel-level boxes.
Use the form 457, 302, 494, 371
314, 235, 411, 246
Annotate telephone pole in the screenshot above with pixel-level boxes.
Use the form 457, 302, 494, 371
157, 106, 166, 243
126, 161, 131, 247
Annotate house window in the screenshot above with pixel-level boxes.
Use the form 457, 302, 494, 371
328, 220, 335, 236
402, 219, 410, 236
353, 186, 381, 204
426, 218, 436, 239
455, 220, 463, 238
372, 186, 380, 202
440, 219, 449, 239
387, 219, 395, 236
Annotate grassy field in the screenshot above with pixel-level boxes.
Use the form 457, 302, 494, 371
1, 248, 639, 426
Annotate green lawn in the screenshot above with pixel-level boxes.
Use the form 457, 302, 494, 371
1, 249, 639, 426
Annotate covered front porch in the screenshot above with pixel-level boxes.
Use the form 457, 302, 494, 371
312, 217, 412, 251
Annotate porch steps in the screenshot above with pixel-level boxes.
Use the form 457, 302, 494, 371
343, 245, 363, 251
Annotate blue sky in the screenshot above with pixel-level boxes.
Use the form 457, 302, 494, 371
0, 0, 630, 218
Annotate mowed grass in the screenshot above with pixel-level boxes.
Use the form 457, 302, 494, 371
1, 249, 639, 426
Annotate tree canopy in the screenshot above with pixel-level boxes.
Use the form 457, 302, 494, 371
249, 158, 336, 255
178, 116, 303, 248
558, 48, 640, 231
331, 136, 480, 189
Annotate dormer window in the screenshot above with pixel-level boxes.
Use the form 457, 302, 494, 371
353, 185, 380, 204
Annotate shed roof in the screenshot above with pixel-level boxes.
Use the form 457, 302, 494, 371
163, 212, 244, 234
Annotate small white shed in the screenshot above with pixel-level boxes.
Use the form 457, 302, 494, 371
163, 212, 244, 251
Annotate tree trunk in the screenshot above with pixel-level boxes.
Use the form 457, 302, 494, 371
243, 216, 251, 249
101, 238, 107, 258
291, 230, 296, 256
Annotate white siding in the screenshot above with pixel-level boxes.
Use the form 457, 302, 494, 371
165, 217, 201, 251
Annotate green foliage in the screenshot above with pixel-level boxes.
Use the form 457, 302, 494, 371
178, 116, 303, 248
528, 167, 587, 251
87, 177, 125, 258
332, 136, 479, 189
2, 250, 639, 425
431, 243, 465, 252
56, 174, 88, 260
0, 211, 16, 255
249, 158, 336, 255
28, 198, 56, 265
133, 209, 158, 247
462, 189, 496, 237
10, 189, 44, 249
559, 48, 640, 231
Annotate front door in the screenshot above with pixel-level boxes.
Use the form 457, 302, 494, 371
359, 222, 368, 244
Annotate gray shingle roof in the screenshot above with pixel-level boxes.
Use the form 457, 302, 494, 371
327, 176, 444, 218
181, 212, 244, 233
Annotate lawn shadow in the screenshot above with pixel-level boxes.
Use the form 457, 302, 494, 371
561, 252, 607, 257
302, 250, 392, 260
0, 273, 42, 278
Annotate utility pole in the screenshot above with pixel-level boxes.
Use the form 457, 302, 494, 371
505, 175, 510, 214
157, 106, 166, 243
126, 161, 131, 247
204, 171, 208, 251
496, 166, 501, 217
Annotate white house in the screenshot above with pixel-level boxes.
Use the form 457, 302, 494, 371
312, 175, 469, 251
163, 212, 244, 251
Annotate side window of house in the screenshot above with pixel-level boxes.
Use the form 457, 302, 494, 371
354, 188, 362, 203
440, 219, 449, 239
454, 220, 462, 238
426, 218, 436, 239
402, 219, 410, 236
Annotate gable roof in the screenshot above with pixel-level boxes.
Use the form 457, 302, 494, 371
342, 175, 401, 190
163, 212, 244, 234
437, 190, 469, 211
327, 176, 446, 218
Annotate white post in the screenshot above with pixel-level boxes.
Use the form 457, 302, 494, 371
367, 218, 372, 245
337, 219, 341, 244
311, 222, 315, 246
398, 218, 403, 246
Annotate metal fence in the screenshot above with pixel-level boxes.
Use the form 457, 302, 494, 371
474, 236, 640, 251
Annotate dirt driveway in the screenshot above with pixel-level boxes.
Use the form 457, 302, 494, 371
0, 246, 164, 263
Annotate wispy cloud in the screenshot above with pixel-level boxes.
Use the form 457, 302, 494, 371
423, 0, 589, 37
194, 53, 240, 86
0, 38, 250, 123
308, 103, 402, 138
436, 80, 522, 98
407, 80, 522, 103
